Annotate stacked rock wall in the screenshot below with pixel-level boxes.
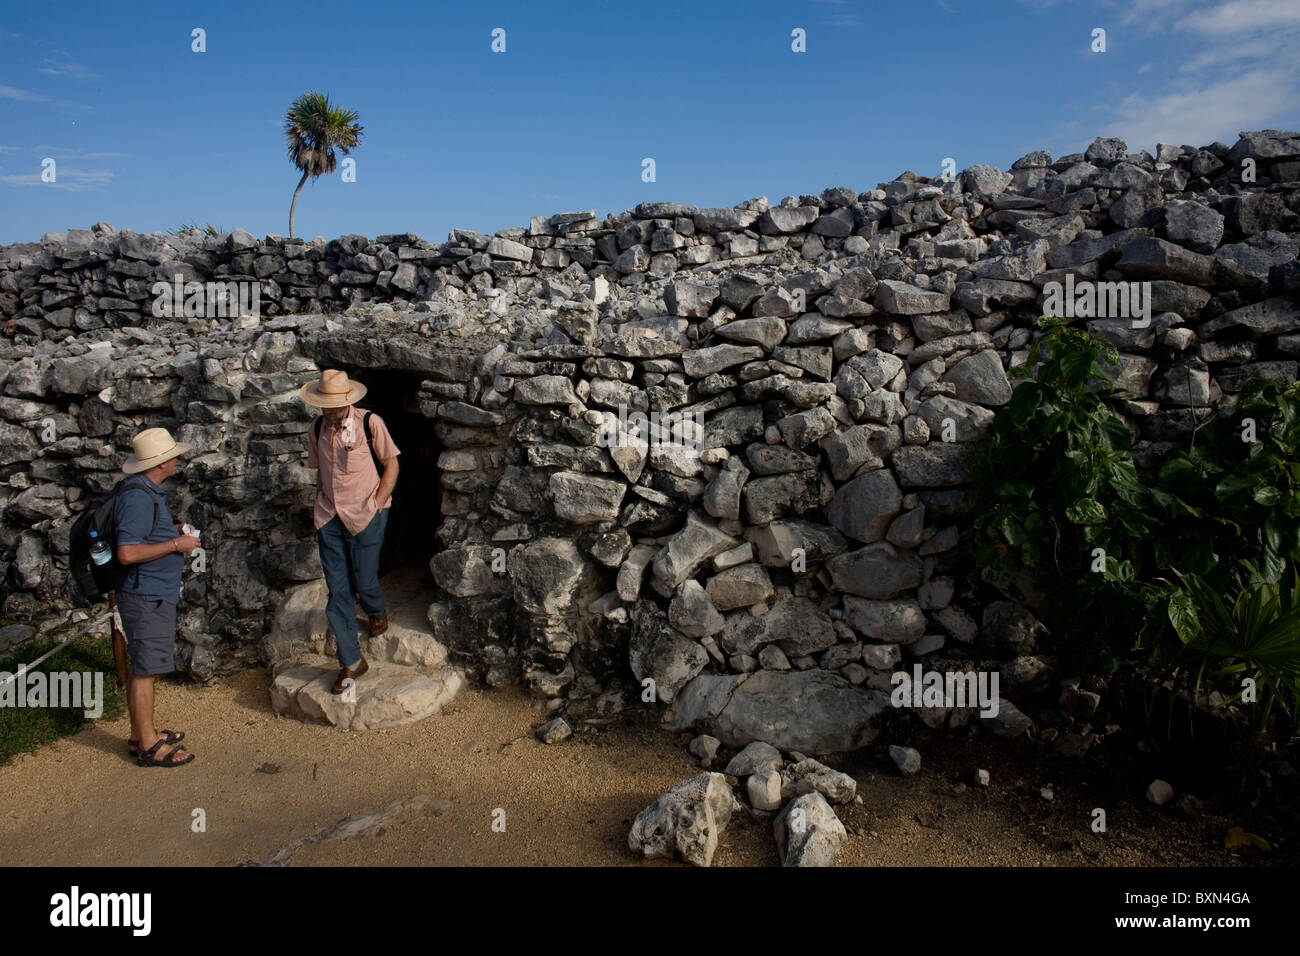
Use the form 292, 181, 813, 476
3, 130, 1299, 745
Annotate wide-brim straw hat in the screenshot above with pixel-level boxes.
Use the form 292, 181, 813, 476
300, 369, 367, 408
122, 427, 194, 474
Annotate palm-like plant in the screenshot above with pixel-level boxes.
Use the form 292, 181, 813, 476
284, 91, 363, 238
1167, 561, 1300, 730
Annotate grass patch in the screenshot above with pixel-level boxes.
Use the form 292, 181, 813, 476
0, 635, 127, 765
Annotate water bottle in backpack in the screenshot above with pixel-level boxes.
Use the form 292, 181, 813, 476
89, 530, 112, 566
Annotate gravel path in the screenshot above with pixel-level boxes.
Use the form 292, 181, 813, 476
0, 668, 1277, 866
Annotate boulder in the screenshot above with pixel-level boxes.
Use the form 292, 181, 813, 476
629, 604, 709, 703
773, 791, 847, 867
547, 470, 626, 524
668, 668, 889, 753
828, 470, 902, 543
628, 772, 739, 867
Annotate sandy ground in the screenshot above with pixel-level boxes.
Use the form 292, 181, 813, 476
0, 660, 1281, 867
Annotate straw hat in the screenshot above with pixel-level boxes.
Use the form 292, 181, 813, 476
300, 369, 367, 408
122, 427, 193, 474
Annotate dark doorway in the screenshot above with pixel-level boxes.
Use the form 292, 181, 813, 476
343, 368, 442, 577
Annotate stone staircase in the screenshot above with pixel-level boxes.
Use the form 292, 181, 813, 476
267, 566, 465, 732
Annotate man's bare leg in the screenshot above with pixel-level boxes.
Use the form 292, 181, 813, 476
127, 673, 190, 761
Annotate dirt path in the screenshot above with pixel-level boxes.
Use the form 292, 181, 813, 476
0, 661, 1281, 866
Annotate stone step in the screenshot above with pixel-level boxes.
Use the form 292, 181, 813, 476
271, 654, 465, 732
265, 580, 454, 676
364, 623, 449, 672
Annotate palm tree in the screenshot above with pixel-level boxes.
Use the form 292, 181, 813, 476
284, 91, 363, 239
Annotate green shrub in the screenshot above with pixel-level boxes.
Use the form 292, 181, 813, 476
967, 316, 1153, 666
969, 316, 1300, 725
1164, 563, 1300, 730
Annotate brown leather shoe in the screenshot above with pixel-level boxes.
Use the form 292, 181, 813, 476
367, 612, 389, 637
332, 657, 369, 695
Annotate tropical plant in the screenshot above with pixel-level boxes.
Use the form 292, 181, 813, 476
1145, 377, 1300, 593
969, 315, 1300, 725
1165, 562, 1300, 730
169, 222, 223, 237
284, 91, 363, 239
967, 316, 1154, 663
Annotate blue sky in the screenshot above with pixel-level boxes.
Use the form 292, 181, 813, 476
2, 0, 1298, 245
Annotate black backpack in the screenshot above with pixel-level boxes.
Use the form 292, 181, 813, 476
68, 476, 158, 604
313, 411, 383, 474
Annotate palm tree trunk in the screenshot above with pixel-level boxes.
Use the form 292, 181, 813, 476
288, 170, 308, 238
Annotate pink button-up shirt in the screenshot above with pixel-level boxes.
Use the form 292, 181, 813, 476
306, 406, 400, 534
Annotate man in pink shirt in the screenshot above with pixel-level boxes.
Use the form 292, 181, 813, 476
301, 369, 401, 694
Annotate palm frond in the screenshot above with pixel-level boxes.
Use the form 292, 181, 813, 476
283, 90, 363, 179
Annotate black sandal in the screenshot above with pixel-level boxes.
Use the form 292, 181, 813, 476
128, 729, 184, 756
137, 738, 195, 768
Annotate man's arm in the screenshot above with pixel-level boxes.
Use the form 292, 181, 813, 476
119, 536, 198, 564
367, 414, 400, 508
116, 489, 195, 563
374, 456, 399, 509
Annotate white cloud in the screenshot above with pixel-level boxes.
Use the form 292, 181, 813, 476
37, 60, 103, 81
28, 145, 125, 159
1180, 33, 1295, 70
0, 83, 44, 102
813, 0, 861, 27
1105, 67, 1295, 150
1115, 0, 1197, 25
0, 83, 90, 110
1092, 0, 1299, 146
0, 167, 114, 191
1182, 0, 1300, 33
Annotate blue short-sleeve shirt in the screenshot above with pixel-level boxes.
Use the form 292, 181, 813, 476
114, 475, 183, 603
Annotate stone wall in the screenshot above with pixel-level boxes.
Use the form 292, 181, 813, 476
3, 129, 1299, 744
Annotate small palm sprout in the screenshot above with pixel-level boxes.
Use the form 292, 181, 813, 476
284, 91, 363, 239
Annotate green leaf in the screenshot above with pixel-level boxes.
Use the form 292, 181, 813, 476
1066, 497, 1108, 524
1158, 456, 1198, 489
1184, 538, 1219, 576
1252, 485, 1283, 507
1007, 383, 1043, 425
1098, 415, 1132, 450
996, 482, 1035, 505
1060, 346, 1097, 387
1216, 473, 1258, 500
1148, 487, 1175, 510
1168, 496, 1204, 520
1082, 523, 1111, 546
1119, 514, 1157, 538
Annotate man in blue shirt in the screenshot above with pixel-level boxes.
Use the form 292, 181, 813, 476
115, 427, 201, 768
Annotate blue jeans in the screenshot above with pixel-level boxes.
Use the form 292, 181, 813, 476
316, 510, 388, 669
